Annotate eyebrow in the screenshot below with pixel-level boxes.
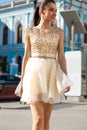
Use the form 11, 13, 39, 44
46, 7, 57, 10
47, 7, 57, 11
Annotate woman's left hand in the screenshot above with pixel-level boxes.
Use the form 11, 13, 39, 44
64, 86, 70, 93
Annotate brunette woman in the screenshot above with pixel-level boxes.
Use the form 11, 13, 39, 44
15, 0, 71, 130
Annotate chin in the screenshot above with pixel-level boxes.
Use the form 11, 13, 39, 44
51, 19, 56, 23
51, 18, 56, 21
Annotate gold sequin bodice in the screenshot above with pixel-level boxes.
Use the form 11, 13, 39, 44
26, 26, 61, 58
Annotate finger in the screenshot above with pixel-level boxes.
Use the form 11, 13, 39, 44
64, 87, 70, 93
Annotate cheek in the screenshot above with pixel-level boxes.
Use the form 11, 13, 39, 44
44, 14, 48, 19
45, 12, 51, 18
45, 12, 49, 16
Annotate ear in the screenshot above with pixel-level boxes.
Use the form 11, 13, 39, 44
39, 7, 45, 15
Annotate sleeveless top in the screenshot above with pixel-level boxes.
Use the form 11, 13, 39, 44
25, 26, 62, 58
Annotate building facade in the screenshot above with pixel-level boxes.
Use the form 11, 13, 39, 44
0, 0, 87, 74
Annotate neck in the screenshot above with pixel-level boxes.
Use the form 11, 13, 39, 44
37, 19, 51, 29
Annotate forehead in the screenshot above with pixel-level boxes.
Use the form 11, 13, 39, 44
45, 2, 57, 9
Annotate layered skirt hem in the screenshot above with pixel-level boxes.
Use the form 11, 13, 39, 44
15, 57, 72, 104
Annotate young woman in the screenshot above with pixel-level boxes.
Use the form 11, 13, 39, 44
15, 0, 71, 130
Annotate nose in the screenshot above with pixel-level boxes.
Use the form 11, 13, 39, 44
53, 10, 57, 15
53, 11, 56, 17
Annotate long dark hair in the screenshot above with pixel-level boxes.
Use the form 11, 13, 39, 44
33, 0, 56, 26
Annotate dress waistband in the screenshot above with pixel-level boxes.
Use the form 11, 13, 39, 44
31, 56, 56, 60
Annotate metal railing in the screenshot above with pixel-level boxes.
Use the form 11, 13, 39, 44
0, 43, 24, 51
64, 40, 87, 52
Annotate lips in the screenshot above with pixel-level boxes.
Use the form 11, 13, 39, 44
51, 16, 56, 19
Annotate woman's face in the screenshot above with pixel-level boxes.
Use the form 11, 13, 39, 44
42, 2, 57, 22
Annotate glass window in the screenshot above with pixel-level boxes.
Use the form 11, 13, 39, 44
16, 55, 22, 74
17, 23, 22, 43
0, 75, 6, 82
7, 75, 20, 81
84, 23, 87, 44
3, 26, 8, 45
7, 75, 15, 81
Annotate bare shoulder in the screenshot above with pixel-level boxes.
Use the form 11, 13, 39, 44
52, 26, 64, 34
56, 27, 64, 32
24, 27, 32, 44
24, 26, 32, 35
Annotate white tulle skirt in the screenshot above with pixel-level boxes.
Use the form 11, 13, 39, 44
15, 57, 72, 104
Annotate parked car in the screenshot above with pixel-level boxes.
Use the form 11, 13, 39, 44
0, 73, 20, 100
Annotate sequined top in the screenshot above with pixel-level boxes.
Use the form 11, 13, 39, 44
25, 26, 63, 58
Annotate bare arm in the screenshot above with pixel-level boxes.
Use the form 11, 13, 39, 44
21, 29, 31, 80
58, 29, 67, 75
18, 29, 31, 96
57, 30, 71, 93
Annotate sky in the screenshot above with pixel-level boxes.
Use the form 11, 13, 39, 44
0, 0, 14, 4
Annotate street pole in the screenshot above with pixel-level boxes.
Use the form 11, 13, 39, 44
71, 21, 75, 51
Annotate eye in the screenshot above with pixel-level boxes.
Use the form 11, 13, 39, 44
48, 8, 57, 13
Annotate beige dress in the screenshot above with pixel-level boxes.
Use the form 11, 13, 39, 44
16, 26, 72, 104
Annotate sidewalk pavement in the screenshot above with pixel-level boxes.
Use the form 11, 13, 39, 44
0, 99, 87, 130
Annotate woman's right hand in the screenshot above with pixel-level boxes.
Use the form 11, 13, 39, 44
64, 86, 70, 93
